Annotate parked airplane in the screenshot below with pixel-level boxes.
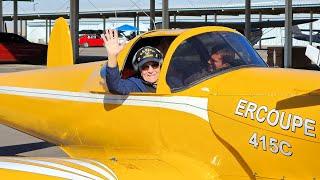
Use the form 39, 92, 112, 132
293, 25, 320, 43
156, 19, 317, 45
0, 17, 318, 179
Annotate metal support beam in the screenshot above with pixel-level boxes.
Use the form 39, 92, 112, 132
214, 13, 217, 22
136, 15, 140, 34
205, 15, 207, 22
245, 0, 251, 41
13, 0, 18, 34
103, 17, 106, 32
19, 18, 22, 35
4, 21, 6, 33
284, 0, 292, 68
309, 11, 313, 45
24, 20, 27, 38
70, 0, 79, 63
162, 0, 169, 29
259, 12, 262, 49
45, 19, 48, 44
173, 14, 176, 22
0, 0, 3, 32
49, 19, 51, 36
150, 0, 155, 30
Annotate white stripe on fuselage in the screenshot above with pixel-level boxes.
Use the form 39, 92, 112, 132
3, 157, 105, 180
0, 162, 92, 180
0, 86, 209, 122
0, 157, 117, 180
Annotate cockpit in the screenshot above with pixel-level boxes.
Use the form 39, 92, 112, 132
101, 30, 267, 94
166, 31, 267, 92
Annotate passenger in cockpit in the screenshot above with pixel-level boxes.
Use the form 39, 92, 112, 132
184, 46, 233, 85
207, 47, 233, 71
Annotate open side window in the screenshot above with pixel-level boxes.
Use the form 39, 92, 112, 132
120, 36, 176, 79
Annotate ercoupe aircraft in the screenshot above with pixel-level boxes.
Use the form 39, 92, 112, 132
293, 25, 320, 43
156, 19, 318, 45
0, 17, 318, 179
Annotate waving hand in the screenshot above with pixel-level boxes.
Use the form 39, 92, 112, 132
102, 29, 124, 68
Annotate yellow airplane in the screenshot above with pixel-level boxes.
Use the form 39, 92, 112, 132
0, 17, 318, 179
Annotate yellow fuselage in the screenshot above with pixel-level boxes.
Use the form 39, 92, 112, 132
0, 21, 318, 179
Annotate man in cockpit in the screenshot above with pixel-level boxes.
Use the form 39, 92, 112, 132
184, 46, 233, 85
207, 47, 232, 71
101, 29, 163, 95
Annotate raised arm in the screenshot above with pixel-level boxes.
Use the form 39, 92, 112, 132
101, 29, 124, 68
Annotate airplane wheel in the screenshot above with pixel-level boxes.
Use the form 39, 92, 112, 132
83, 43, 89, 48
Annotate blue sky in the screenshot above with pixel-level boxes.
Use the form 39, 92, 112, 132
2, 0, 320, 14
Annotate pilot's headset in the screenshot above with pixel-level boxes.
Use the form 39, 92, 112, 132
132, 46, 163, 72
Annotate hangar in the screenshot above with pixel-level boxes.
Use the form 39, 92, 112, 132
0, 0, 319, 67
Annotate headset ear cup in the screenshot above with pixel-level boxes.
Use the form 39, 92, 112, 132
159, 59, 163, 65
156, 48, 163, 60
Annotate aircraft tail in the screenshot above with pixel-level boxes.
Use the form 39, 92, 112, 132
292, 25, 302, 34
47, 17, 74, 67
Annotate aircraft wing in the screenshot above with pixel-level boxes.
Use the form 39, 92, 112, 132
0, 149, 226, 180
260, 36, 276, 41
156, 19, 318, 31
0, 155, 200, 179
0, 157, 118, 180
300, 29, 320, 33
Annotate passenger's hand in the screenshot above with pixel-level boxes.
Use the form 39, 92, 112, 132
102, 29, 124, 67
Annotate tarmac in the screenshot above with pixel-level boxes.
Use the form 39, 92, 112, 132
0, 47, 268, 157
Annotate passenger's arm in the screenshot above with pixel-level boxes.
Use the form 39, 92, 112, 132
105, 65, 140, 95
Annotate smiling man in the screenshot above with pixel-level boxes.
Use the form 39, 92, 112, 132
102, 29, 163, 94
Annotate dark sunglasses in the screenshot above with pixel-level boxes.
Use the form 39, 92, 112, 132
141, 62, 160, 71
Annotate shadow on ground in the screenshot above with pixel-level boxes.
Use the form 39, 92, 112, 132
0, 142, 55, 156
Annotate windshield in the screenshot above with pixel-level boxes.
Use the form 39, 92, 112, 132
166, 31, 267, 91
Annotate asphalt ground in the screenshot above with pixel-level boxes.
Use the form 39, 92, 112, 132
0, 47, 268, 157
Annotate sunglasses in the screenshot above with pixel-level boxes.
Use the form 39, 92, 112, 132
141, 62, 160, 71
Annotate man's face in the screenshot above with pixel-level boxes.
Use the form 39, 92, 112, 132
140, 61, 160, 83
210, 53, 228, 69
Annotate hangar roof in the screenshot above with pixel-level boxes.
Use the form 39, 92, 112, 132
2, 3, 320, 21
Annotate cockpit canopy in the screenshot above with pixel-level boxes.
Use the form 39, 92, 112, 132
166, 31, 267, 91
